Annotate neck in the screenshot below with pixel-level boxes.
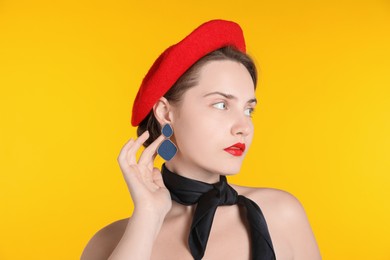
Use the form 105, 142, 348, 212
168, 201, 196, 217
164, 161, 221, 184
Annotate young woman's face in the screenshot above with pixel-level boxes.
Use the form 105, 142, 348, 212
168, 60, 256, 181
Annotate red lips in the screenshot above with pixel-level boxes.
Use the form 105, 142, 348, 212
224, 143, 246, 156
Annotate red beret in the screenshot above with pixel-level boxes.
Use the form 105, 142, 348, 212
131, 19, 246, 126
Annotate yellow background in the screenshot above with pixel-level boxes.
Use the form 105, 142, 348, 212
1, 0, 389, 259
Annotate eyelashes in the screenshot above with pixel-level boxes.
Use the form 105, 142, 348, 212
212, 102, 227, 110
245, 107, 255, 117
212, 101, 255, 117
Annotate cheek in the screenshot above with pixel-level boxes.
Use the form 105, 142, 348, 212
245, 125, 255, 153
173, 107, 223, 150
247, 132, 254, 147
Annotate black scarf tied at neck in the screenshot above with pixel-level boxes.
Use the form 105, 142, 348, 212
161, 164, 276, 260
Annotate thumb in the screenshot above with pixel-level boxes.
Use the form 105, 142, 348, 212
152, 167, 166, 189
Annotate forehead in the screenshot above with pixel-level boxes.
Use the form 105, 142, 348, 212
190, 59, 255, 97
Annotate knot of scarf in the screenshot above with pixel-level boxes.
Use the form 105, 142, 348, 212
161, 164, 276, 260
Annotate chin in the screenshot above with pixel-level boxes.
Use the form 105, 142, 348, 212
216, 161, 243, 176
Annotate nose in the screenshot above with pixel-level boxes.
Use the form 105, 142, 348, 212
231, 113, 252, 137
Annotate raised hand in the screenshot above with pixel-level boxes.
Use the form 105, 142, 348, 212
117, 131, 172, 217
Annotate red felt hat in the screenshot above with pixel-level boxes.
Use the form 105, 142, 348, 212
131, 19, 246, 126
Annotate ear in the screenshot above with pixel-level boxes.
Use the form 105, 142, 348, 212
153, 97, 175, 126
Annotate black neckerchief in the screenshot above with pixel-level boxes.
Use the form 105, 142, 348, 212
161, 164, 276, 260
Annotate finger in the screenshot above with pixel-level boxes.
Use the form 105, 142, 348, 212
126, 131, 150, 165
138, 134, 166, 165
152, 167, 166, 189
147, 152, 158, 170
117, 138, 135, 162
123, 165, 146, 195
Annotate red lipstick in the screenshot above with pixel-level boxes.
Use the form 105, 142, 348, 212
224, 143, 246, 156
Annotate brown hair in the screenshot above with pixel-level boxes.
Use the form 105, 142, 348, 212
137, 45, 257, 147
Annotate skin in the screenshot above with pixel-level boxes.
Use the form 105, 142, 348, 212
81, 60, 322, 260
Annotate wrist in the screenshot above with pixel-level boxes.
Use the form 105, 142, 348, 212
130, 209, 167, 238
132, 208, 166, 222
133, 201, 170, 219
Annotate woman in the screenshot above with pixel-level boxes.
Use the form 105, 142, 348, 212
81, 19, 321, 260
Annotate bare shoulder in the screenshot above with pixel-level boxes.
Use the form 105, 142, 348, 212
231, 185, 322, 259
232, 185, 304, 218
231, 185, 308, 233
81, 218, 129, 260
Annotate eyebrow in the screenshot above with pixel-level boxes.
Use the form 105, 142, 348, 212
203, 91, 257, 104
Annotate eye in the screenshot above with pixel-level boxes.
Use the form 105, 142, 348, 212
212, 102, 227, 110
244, 108, 255, 117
